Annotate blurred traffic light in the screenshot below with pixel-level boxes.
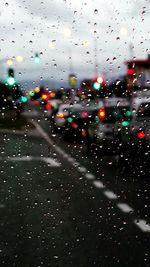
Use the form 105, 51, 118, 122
41, 93, 49, 101
93, 76, 105, 90
98, 107, 106, 120
93, 82, 101, 90
35, 87, 40, 93
122, 121, 129, 127
96, 76, 104, 84
21, 96, 28, 103
6, 68, 16, 86
6, 77, 16, 86
34, 53, 40, 64
127, 69, 135, 75
136, 131, 145, 139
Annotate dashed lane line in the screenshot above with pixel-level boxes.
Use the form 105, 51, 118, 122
117, 203, 134, 213
32, 121, 150, 233
85, 173, 95, 180
93, 180, 105, 189
103, 190, 118, 200
134, 219, 150, 233
78, 166, 87, 173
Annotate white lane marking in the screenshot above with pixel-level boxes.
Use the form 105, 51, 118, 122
43, 157, 61, 167
134, 219, 150, 232
2, 156, 61, 167
78, 166, 87, 173
55, 146, 65, 155
32, 121, 150, 234
117, 203, 134, 213
93, 180, 105, 189
32, 121, 55, 145
22, 111, 39, 117
103, 190, 118, 200
85, 173, 95, 180
7, 156, 33, 161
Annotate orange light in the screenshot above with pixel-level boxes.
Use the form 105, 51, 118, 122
50, 92, 56, 98
35, 87, 40, 93
81, 129, 87, 137
57, 112, 65, 118
98, 107, 106, 120
42, 94, 48, 100
136, 131, 145, 139
97, 76, 104, 84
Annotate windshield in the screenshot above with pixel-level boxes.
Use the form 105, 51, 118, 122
0, 1, 150, 267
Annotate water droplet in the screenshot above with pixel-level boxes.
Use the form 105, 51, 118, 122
94, 9, 98, 14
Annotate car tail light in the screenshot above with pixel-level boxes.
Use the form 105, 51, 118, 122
81, 129, 87, 137
136, 131, 145, 139
98, 107, 106, 121
42, 94, 48, 101
46, 103, 52, 110
81, 111, 88, 118
70, 121, 78, 129
57, 112, 65, 119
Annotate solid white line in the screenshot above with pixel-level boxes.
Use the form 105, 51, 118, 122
103, 190, 118, 200
134, 219, 150, 232
93, 180, 105, 189
32, 121, 54, 146
43, 157, 61, 167
5, 156, 61, 167
85, 173, 95, 180
7, 156, 33, 161
117, 203, 133, 213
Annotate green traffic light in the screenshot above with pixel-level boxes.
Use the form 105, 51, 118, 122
125, 111, 133, 117
34, 57, 40, 64
67, 117, 73, 123
6, 76, 16, 86
30, 91, 35, 97
122, 121, 129, 127
93, 82, 101, 90
21, 96, 28, 103
34, 53, 40, 64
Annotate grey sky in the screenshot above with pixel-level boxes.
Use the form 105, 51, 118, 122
0, 0, 149, 87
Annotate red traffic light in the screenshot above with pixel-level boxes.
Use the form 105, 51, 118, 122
98, 107, 106, 121
127, 69, 135, 75
96, 76, 104, 84
136, 131, 145, 139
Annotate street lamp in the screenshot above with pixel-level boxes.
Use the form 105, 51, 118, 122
16, 56, 23, 63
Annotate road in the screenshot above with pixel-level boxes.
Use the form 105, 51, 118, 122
0, 103, 150, 267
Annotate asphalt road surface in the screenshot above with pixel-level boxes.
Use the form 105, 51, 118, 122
0, 103, 150, 267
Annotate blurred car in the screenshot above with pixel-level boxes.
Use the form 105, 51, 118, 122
44, 99, 62, 118
54, 104, 71, 131
63, 101, 99, 140
117, 101, 150, 175
86, 97, 132, 154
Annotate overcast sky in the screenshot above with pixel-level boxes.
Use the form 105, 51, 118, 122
0, 0, 149, 87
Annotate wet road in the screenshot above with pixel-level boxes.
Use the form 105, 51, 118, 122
0, 104, 150, 267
